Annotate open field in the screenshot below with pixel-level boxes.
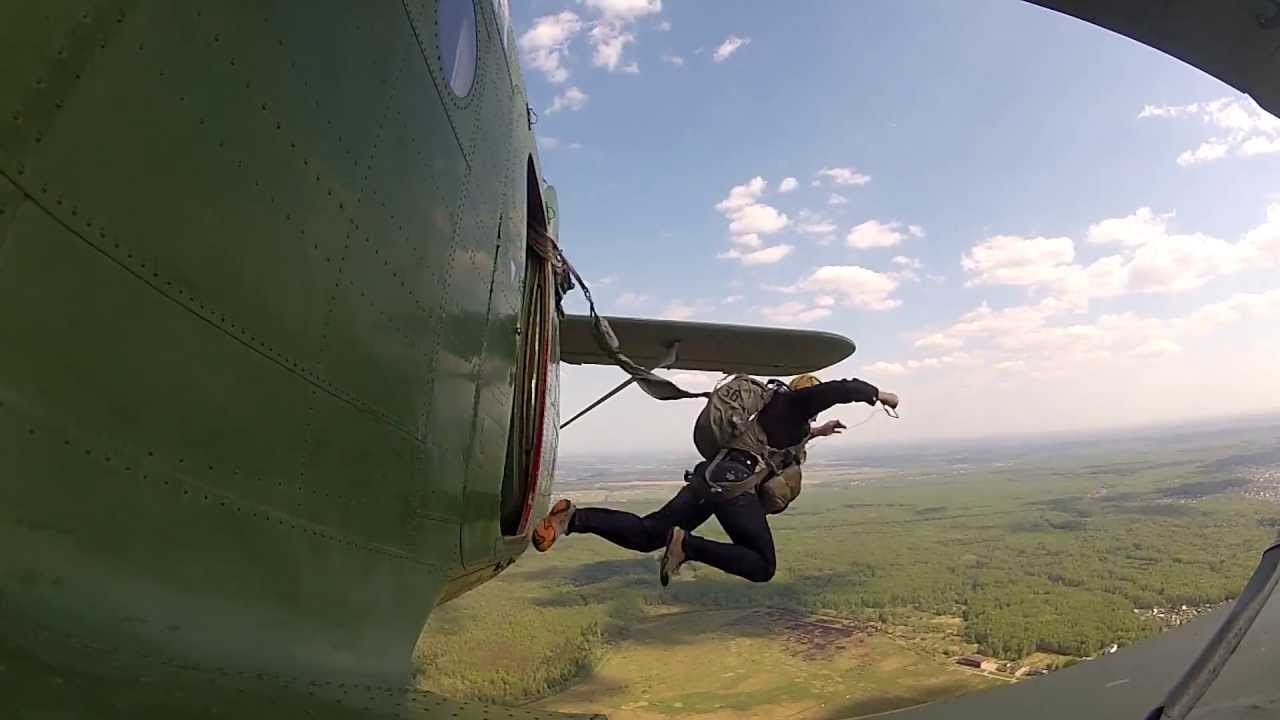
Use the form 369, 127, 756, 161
531, 608, 1001, 720
415, 419, 1280, 717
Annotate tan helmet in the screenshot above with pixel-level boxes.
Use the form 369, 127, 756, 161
789, 373, 820, 391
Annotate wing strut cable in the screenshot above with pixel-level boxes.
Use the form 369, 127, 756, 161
560, 341, 681, 429
1145, 539, 1280, 720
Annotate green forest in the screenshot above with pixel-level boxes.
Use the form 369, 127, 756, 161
415, 432, 1280, 707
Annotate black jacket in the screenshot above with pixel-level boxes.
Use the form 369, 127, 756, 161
756, 379, 879, 448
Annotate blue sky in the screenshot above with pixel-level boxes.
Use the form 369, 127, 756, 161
511, 0, 1280, 455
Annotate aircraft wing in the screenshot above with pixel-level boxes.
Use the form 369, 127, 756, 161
558, 314, 855, 375
1026, 1, 1279, 116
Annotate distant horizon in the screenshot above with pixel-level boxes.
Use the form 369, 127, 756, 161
556, 406, 1280, 462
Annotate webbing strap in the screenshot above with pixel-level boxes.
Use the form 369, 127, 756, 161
700, 448, 773, 500
532, 225, 707, 403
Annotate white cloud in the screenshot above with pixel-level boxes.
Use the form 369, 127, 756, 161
1240, 135, 1280, 156
778, 177, 799, 193
863, 361, 907, 376
661, 53, 685, 66
827, 193, 848, 206
872, 281, 1280, 387
722, 295, 744, 304
533, 1, 659, 76
946, 299, 1075, 344
715, 176, 766, 213
1242, 203, 1280, 262
847, 220, 917, 250
1139, 96, 1280, 166
787, 265, 902, 311
963, 205, 1280, 302
796, 210, 838, 243
1179, 288, 1280, 334
908, 224, 925, 238
656, 19, 672, 31
1177, 141, 1230, 167
585, 0, 662, 20
720, 244, 793, 265
961, 234, 1075, 287
1131, 339, 1183, 358
869, 300, 1104, 380
914, 332, 964, 351
547, 86, 588, 113
1086, 207, 1171, 247
728, 204, 789, 235
1118, 231, 1246, 294
714, 177, 791, 255
661, 300, 710, 321
892, 256, 923, 269
758, 301, 832, 325
588, 22, 635, 71
519, 12, 584, 84
616, 291, 649, 307
1136, 105, 1180, 119
903, 353, 976, 372
712, 35, 750, 62
799, 220, 837, 235
816, 167, 872, 186
1139, 97, 1279, 133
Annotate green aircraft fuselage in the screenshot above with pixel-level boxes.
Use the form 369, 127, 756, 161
1, 0, 565, 704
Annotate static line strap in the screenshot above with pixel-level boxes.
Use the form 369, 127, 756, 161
531, 225, 706, 404
843, 403, 899, 431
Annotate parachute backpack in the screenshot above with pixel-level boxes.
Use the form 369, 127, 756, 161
691, 375, 806, 514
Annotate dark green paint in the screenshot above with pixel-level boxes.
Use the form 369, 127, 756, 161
0, 0, 573, 714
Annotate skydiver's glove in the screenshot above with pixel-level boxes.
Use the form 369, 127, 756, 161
877, 391, 899, 410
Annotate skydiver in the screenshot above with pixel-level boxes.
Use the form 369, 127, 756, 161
531, 374, 899, 585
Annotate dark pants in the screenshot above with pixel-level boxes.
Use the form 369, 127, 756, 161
569, 485, 777, 583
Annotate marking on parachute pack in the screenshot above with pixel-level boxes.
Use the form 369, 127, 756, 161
1105, 678, 1131, 688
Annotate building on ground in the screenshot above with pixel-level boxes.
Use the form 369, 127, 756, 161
958, 654, 999, 671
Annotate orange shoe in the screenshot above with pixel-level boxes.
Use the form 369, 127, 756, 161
532, 499, 575, 552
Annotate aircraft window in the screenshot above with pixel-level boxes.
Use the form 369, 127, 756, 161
439, 0, 477, 97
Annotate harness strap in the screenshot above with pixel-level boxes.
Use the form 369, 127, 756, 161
700, 448, 773, 500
